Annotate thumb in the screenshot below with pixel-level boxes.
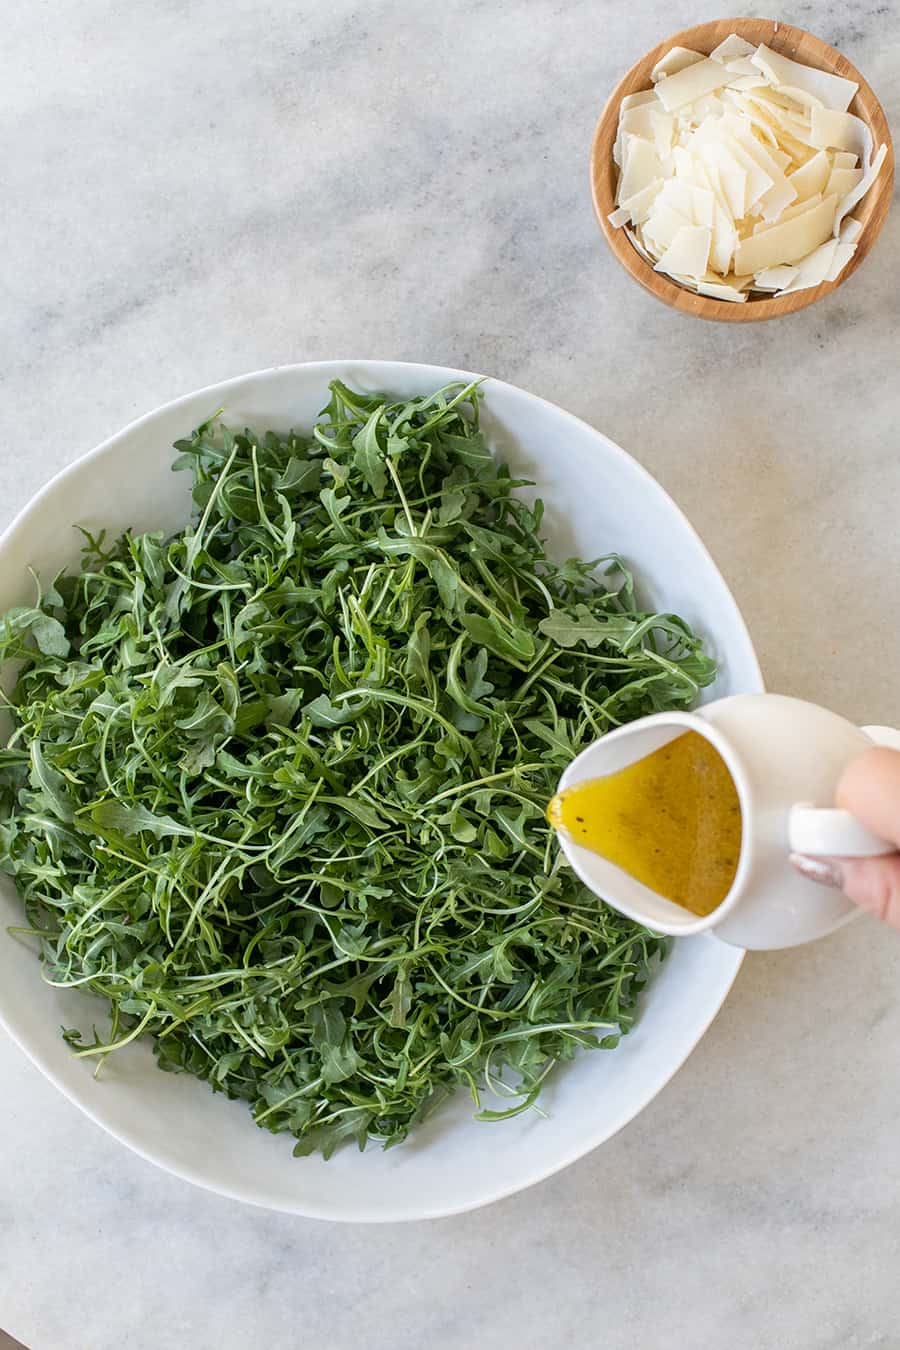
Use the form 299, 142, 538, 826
791, 745, 900, 930
791, 853, 900, 930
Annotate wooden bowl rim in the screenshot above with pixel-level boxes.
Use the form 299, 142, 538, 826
590, 17, 895, 322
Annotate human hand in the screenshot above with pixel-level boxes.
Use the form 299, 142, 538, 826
791, 747, 900, 929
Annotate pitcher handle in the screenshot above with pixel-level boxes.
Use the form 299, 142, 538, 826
789, 723, 900, 858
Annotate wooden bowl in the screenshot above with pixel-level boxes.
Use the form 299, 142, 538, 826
590, 18, 894, 321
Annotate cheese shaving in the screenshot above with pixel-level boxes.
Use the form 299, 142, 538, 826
709, 34, 756, 63
734, 194, 838, 274
609, 32, 886, 298
775, 236, 839, 292
777, 192, 824, 223
654, 58, 732, 112
619, 180, 662, 224
834, 142, 887, 234
787, 149, 831, 201
839, 216, 864, 244
749, 45, 858, 113
620, 90, 658, 112
726, 60, 761, 81
653, 224, 711, 277
753, 264, 799, 290
809, 106, 872, 157
827, 165, 864, 197
696, 277, 748, 302
651, 46, 706, 82
825, 239, 857, 281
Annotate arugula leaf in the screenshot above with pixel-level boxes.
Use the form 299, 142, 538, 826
84, 801, 194, 839
539, 605, 640, 649
27, 741, 75, 822
2, 605, 70, 657
461, 613, 535, 666
352, 406, 388, 498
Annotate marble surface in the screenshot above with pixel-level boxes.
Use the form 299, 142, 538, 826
2, 2, 899, 1346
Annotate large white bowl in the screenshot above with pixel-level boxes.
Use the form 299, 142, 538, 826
0, 361, 762, 1221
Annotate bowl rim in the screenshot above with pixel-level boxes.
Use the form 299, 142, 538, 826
590, 16, 895, 322
0, 359, 761, 1218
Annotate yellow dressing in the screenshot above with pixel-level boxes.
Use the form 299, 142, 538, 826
548, 730, 742, 916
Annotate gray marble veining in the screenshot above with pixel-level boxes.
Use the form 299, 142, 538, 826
2, 2, 900, 1348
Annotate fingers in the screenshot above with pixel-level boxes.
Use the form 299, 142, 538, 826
790, 747, 900, 931
791, 852, 900, 929
833, 856, 900, 930
835, 747, 900, 847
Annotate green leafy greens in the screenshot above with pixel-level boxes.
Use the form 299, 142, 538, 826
0, 380, 715, 1157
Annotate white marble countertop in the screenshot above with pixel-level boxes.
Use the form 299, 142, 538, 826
2, 3, 900, 1347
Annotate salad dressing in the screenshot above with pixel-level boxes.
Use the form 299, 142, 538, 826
548, 731, 742, 916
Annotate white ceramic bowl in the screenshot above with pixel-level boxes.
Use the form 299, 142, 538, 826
0, 361, 762, 1220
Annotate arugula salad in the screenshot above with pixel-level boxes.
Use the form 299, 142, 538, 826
0, 381, 715, 1157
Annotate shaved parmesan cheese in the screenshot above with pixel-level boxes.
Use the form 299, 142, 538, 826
710, 34, 756, 62
839, 216, 864, 244
642, 201, 694, 253
722, 56, 760, 77
727, 94, 782, 147
652, 112, 676, 156
709, 204, 737, 273
834, 141, 887, 234
620, 90, 658, 111
810, 106, 871, 157
758, 177, 798, 223
688, 156, 714, 192
619, 137, 662, 203
734, 193, 838, 274
777, 128, 821, 163
654, 224, 711, 278
651, 46, 705, 82
726, 118, 788, 184
709, 161, 746, 219
750, 44, 858, 112
825, 240, 856, 281
727, 73, 770, 92
771, 83, 826, 112
689, 185, 715, 227
717, 134, 774, 208
620, 103, 659, 140
776, 237, 839, 292
741, 97, 795, 145
655, 178, 697, 220
696, 278, 747, 302
619, 180, 663, 224
826, 165, 864, 197
655, 58, 732, 112
753, 264, 800, 290
689, 92, 727, 122
777, 192, 824, 222
748, 85, 810, 112
671, 145, 696, 179
608, 33, 887, 298
787, 149, 831, 201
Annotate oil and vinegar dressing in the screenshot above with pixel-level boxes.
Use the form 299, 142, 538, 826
548, 731, 742, 916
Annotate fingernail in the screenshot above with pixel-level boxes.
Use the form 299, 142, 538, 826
790, 853, 845, 890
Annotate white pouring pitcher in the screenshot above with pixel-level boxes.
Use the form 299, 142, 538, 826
554, 693, 900, 950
